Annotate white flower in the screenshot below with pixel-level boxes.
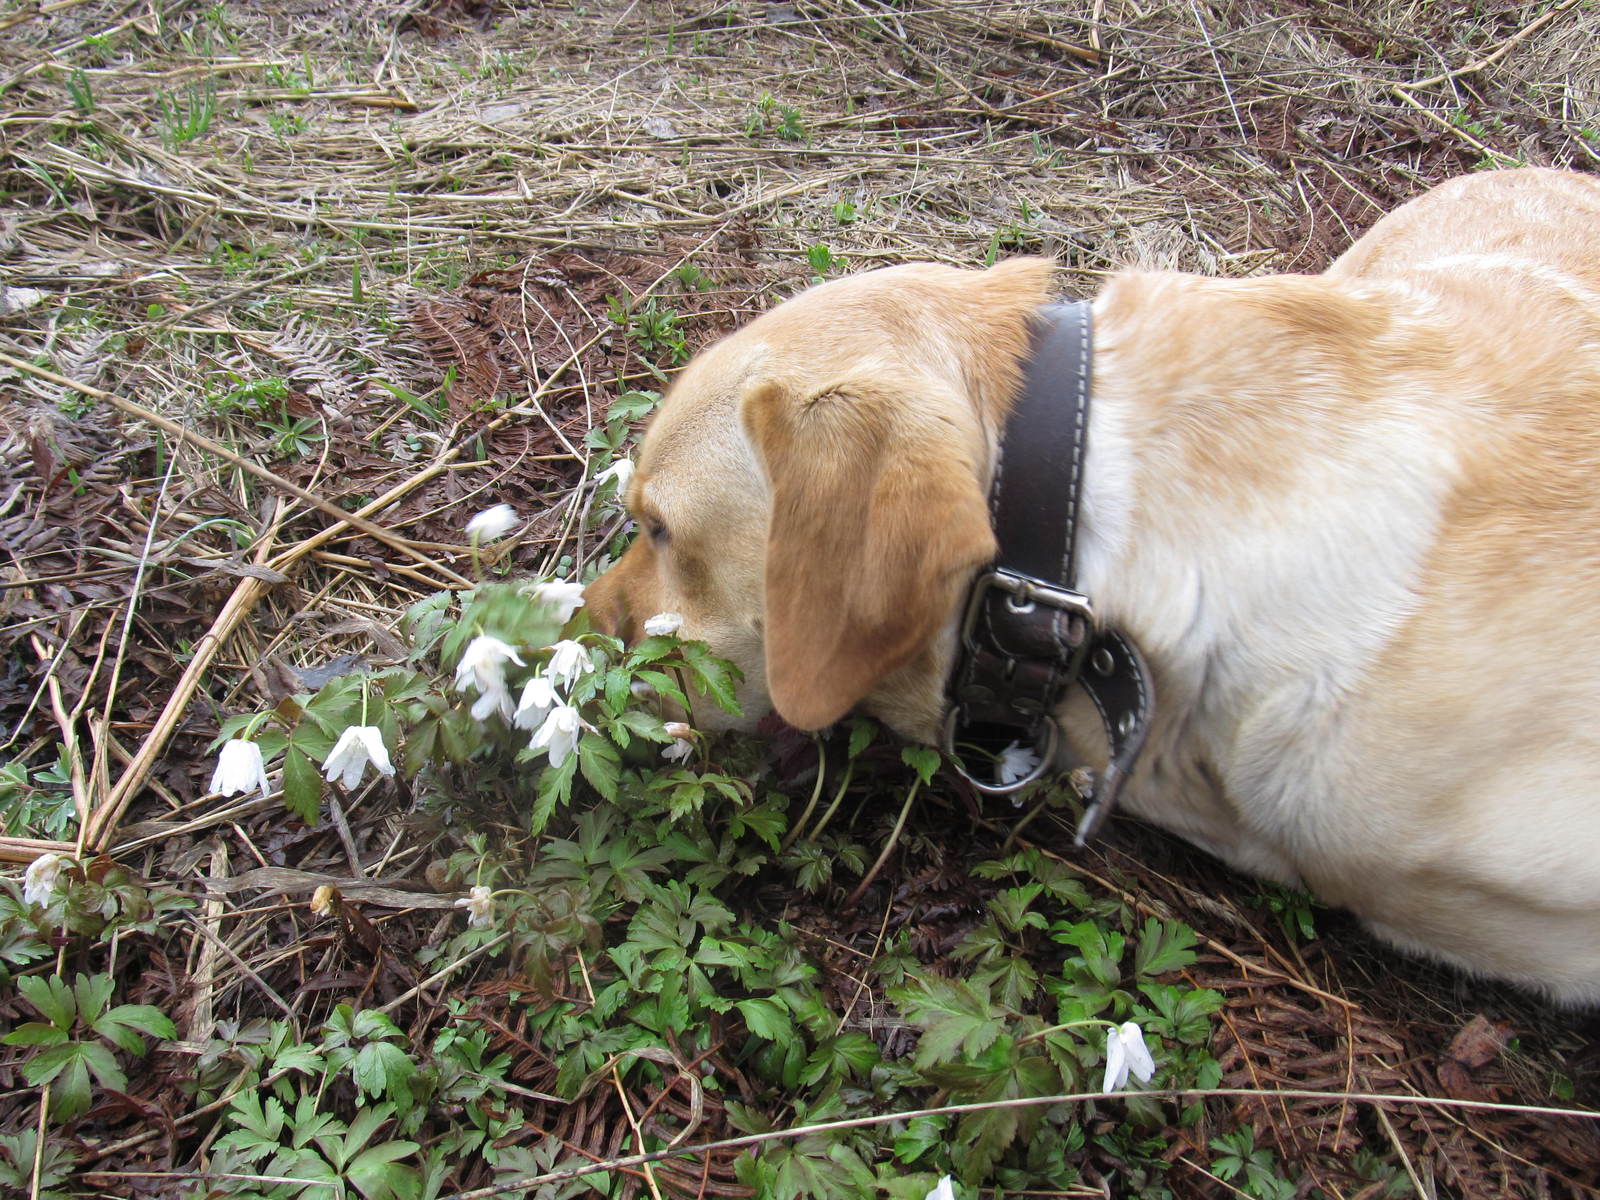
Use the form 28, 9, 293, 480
322, 725, 396, 790
211, 738, 272, 799
996, 740, 1042, 787
660, 722, 696, 762
530, 580, 586, 624
453, 635, 525, 721
544, 639, 595, 691
643, 612, 684, 637
1102, 1021, 1156, 1093
23, 854, 64, 906
594, 458, 634, 491
465, 503, 518, 542
310, 885, 337, 916
454, 885, 495, 928
513, 674, 561, 731
529, 704, 587, 768
924, 1177, 957, 1200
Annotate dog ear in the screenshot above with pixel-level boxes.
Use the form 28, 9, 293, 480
741, 375, 996, 730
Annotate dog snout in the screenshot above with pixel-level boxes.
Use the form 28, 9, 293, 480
584, 541, 658, 643
583, 567, 636, 641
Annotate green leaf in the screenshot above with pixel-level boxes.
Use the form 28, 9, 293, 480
71, 974, 115, 1025
675, 641, 743, 715
891, 976, 1003, 1070
349, 1144, 422, 1200
846, 718, 877, 759
529, 752, 577, 836
891, 1114, 950, 1165
900, 744, 941, 785
92, 1003, 175, 1055
2, 1023, 68, 1048
577, 733, 622, 802
1133, 917, 1199, 977
736, 997, 795, 1044
352, 1042, 416, 1103
281, 743, 322, 825
26, 1042, 124, 1122
17, 975, 76, 1031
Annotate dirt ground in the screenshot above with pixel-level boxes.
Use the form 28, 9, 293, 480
2, 1, 1600, 1197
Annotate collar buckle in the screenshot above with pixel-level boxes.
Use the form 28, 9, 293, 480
960, 568, 1094, 653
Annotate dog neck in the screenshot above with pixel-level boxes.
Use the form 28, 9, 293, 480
1061, 270, 1459, 872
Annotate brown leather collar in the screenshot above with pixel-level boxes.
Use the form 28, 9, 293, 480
943, 301, 1154, 845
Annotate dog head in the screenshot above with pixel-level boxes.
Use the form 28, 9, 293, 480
585, 258, 1055, 738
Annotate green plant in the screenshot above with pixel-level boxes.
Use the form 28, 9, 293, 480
605, 296, 689, 365
0, 750, 75, 840
3, 972, 176, 1121
64, 68, 94, 115
806, 242, 846, 278
0, 1129, 79, 1200
745, 92, 808, 142
263, 413, 325, 460
1209, 1127, 1298, 1199
156, 79, 218, 147
1251, 882, 1321, 943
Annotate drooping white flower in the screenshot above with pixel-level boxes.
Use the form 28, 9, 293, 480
660, 721, 696, 762
924, 1177, 957, 1200
530, 580, 586, 625
1102, 1021, 1157, 1093
996, 740, 1042, 787
22, 854, 64, 906
454, 885, 495, 928
593, 458, 634, 491
529, 704, 587, 769
513, 674, 561, 731
322, 725, 396, 790
643, 612, 684, 637
310, 885, 337, 916
544, 639, 595, 691
210, 738, 272, 799
453, 635, 526, 721
465, 503, 518, 542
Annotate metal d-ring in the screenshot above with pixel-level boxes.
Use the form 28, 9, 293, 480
941, 709, 1059, 796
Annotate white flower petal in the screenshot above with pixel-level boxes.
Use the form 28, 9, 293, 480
465, 503, 518, 541
643, 611, 684, 637
1102, 1024, 1129, 1093
23, 854, 63, 906
996, 740, 1042, 787
594, 458, 634, 490
661, 738, 695, 762
530, 580, 586, 624
453, 636, 525, 696
530, 704, 585, 768
454, 885, 495, 928
323, 725, 394, 789
470, 684, 514, 723
544, 640, 596, 691
513, 675, 561, 730
211, 739, 271, 799
1118, 1021, 1156, 1083
924, 1176, 957, 1200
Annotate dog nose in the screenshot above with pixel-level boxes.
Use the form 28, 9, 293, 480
583, 569, 636, 641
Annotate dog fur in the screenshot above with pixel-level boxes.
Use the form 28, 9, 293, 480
586, 168, 1600, 1003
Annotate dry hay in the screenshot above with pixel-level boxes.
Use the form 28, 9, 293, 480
1, 0, 1598, 1196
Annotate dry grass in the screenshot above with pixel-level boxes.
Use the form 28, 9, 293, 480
2, 0, 1599, 1196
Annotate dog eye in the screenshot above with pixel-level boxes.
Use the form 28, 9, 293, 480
644, 516, 669, 544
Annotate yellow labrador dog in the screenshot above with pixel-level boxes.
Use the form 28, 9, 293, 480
587, 168, 1600, 1004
